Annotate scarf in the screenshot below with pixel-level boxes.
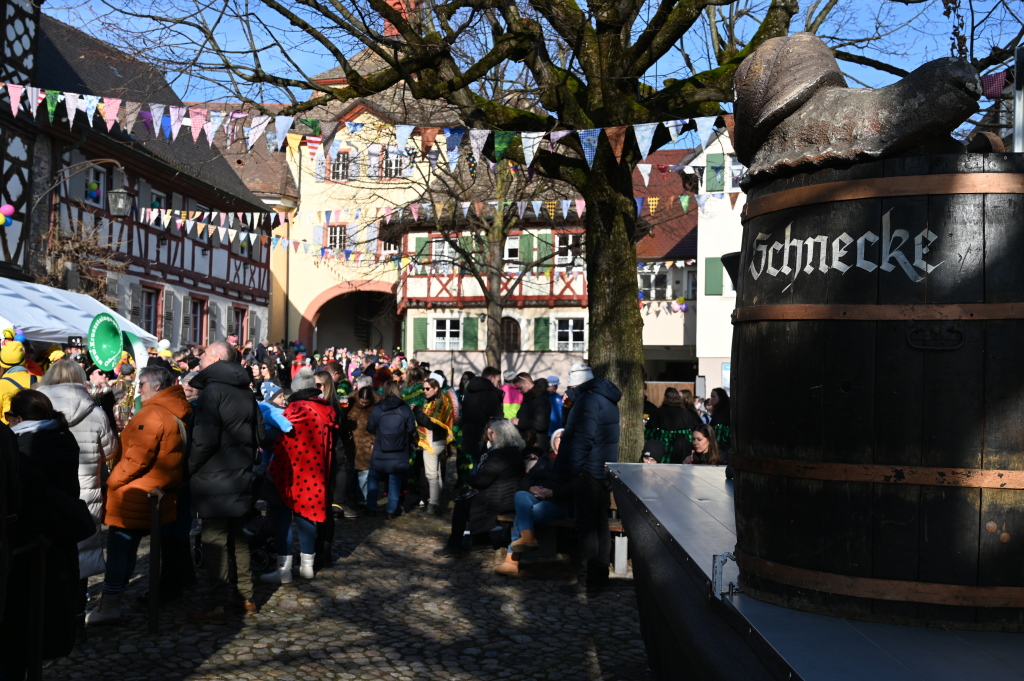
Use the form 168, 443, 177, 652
10, 418, 60, 435
402, 382, 426, 409
422, 391, 456, 447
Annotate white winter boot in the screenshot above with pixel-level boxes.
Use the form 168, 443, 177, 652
259, 555, 294, 584
299, 553, 316, 579
85, 592, 122, 625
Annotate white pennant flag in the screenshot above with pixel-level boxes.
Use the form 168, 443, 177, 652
204, 111, 226, 146
247, 115, 271, 149
468, 129, 490, 162
663, 119, 687, 142
637, 164, 652, 186
63, 92, 80, 128
695, 116, 716, 149
461, 202, 470, 218
395, 124, 415, 151
521, 131, 545, 167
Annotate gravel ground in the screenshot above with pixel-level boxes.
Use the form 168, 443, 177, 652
47, 511, 649, 681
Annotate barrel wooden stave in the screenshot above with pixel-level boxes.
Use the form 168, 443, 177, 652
734, 153, 1024, 630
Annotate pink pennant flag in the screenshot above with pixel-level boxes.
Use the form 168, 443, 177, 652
189, 107, 207, 143
6, 84, 23, 117
410, 204, 419, 220
575, 199, 586, 217
385, 206, 392, 224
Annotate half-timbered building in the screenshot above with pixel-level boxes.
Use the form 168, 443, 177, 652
1, 14, 272, 347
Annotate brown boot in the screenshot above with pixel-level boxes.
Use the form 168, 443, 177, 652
510, 529, 540, 552
494, 552, 520, 575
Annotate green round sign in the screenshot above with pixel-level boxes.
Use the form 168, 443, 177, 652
88, 313, 123, 371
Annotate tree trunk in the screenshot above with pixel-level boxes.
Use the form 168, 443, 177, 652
582, 159, 644, 463
482, 167, 512, 371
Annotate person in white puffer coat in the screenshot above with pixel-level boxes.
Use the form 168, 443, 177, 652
36, 360, 118, 583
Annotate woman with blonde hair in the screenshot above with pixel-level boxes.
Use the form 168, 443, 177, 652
37, 360, 118, 610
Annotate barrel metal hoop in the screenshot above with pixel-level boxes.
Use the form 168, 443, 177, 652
731, 453, 1024, 489
736, 551, 1024, 608
732, 303, 1024, 323
744, 173, 1024, 219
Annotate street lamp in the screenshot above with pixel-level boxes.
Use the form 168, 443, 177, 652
107, 188, 133, 218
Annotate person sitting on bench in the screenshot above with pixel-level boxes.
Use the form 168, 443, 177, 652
495, 428, 573, 575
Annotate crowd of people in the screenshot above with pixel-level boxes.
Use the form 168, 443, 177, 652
0, 327, 730, 679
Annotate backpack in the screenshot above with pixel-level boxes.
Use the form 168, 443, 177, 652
376, 407, 409, 453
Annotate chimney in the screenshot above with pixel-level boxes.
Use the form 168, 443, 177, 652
383, 0, 413, 37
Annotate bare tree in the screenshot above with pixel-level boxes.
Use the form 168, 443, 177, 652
74, 0, 1021, 459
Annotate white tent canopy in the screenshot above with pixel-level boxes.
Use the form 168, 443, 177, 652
0, 278, 158, 346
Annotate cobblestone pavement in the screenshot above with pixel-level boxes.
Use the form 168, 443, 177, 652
49, 512, 650, 681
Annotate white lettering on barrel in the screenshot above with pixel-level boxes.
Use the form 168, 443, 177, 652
880, 210, 923, 282
747, 220, 941, 283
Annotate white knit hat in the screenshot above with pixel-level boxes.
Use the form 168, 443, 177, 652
429, 371, 445, 386
567, 363, 594, 387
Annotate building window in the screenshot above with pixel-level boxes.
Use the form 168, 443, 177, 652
141, 288, 158, 335
639, 270, 669, 300
504, 235, 520, 262
381, 236, 400, 254
557, 318, 585, 352
383, 149, 402, 178
328, 225, 346, 250
501, 317, 521, 352
555, 234, 582, 266
84, 166, 106, 209
433, 239, 456, 275
434, 318, 461, 350
331, 152, 350, 181
234, 308, 247, 343
189, 299, 205, 345
686, 271, 698, 300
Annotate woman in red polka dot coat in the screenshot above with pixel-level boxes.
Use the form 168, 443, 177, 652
263, 370, 337, 583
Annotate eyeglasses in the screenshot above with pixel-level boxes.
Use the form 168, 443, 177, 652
139, 380, 150, 387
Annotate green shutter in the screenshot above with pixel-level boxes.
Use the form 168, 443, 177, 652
537, 233, 552, 268
519, 234, 533, 264
413, 317, 428, 351
706, 153, 725, 192
462, 317, 478, 350
415, 237, 428, 260
705, 257, 724, 296
459, 234, 473, 271
534, 317, 550, 351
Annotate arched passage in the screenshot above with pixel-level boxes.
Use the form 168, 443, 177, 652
299, 280, 398, 350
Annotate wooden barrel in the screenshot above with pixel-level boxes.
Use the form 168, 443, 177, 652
732, 154, 1024, 631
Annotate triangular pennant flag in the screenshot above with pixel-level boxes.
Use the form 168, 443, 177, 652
605, 126, 628, 163
299, 118, 321, 136
521, 131, 544, 167
696, 116, 716, 149
306, 136, 322, 159
549, 130, 571, 152
272, 237, 280, 249
712, 192, 724, 200
648, 197, 659, 214
473, 202, 484, 217
139, 110, 154, 135
345, 122, 364, 134
63, 92, 81, 128
531, 200, 542, 216
561, 200, 570, 219
695, 194, 709, 212
427, 149, 439, 169
680, 195, 691, 211
422, 203, 432, 220
162, 114, 174, 140
460, 202, 470, 218
148, 103, 166, 136
637, 164, 652, 186
420, 127, 440, 154
385, 206, 392, 223
575, 199, 586, 217
25, 87, 42, 118
635, 197, 645, 215
517, 202, 527, 219
293, 240, 301, 252
188, 107, 207, 142
395, 124, 415, 151
168, 105, 186, 140
286, 132, 303, 157
204, 111, 226, 145
274, 116, 294, 150
633, 123, 658, 160
320, 121, 339, 151
444, 127, 466, 172
578, 129, 601, 168
981, 70, 1008, 98
663, 119, 687, 142
80, 95, 99, 128
469, 129, 490, 162
493, 131, 516, 161
410, 203, 419, 220
6, 84, 23, 117
247, 115, 272, 149
656, 164, 669, 180
44, 90, 61, 123
729, 192, 739, 209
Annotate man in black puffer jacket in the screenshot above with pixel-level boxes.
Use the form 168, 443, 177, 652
514, 374, 550, 452
187, 342, 263, 623
460, 366, 504, 468
552, 363, 621, 595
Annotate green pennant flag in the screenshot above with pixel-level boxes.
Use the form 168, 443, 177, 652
45, 90, 61, 123
680, 195, 691, 211
493, 131, 517, 161
299, 118, 321, 136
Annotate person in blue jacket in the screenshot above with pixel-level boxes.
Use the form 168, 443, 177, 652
546, 375, 563, 437
552, 363, 621, 595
